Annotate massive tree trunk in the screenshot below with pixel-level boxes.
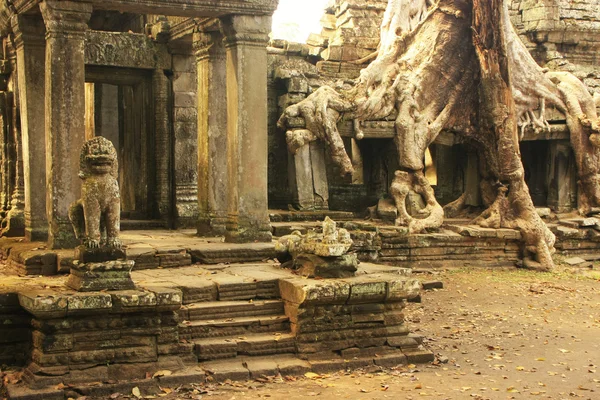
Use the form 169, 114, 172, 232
470, 0, 555, 269
278, 0, 600, 271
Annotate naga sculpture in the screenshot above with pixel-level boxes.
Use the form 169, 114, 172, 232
278, 0, 600, 270
69, 136, 121, 249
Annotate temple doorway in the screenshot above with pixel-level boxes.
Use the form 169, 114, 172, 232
84, 66, 159, 225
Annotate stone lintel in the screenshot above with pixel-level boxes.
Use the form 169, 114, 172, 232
80, 0, 278, 18
85, 31, 171, 70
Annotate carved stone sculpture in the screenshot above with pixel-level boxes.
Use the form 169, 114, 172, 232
276, 217, 357, 278
69, 136, 121, 250
278, 0, 600, 270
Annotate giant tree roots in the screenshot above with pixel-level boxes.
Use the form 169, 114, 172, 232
278, 0, 600, 271
390, 170, 444, 233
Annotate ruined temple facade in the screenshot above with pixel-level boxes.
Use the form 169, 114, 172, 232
0, 0, 598, 249
0, 1, 278, 248
269, 0, 600, 214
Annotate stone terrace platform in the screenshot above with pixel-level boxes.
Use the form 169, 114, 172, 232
3, 214, 600, 275
1, 260, 431, 399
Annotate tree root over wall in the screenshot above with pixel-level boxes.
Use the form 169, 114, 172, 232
278, 0, 600, 271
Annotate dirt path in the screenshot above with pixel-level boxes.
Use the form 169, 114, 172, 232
143, 268, 600, 400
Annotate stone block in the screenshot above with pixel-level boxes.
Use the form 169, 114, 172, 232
31, 331, 73, 353
386, 278, 422, 301
279, 278, 351, 305
110, 290, 157, 311
67, 292, 112, 315
202, 360, 250, 382
277, 356, 311, 376
293, 253, 358, 278
174, 91, 196, 108
377, 198, 397, 221
373, 353, 408, 367
173, 71, 197, 92
347, 279, 386, 304
147, 287, 183, 309
67, 260, 135, 292
19, 291, 68, 319
68, 365, 109, 383
6, 385, 64, 400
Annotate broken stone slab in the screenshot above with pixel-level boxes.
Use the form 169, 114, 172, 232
292, 253, 358, 278
564, 256, 587, 265
580, 217, 600, 227
66, 260, 136, 292
536, 207, 551, 218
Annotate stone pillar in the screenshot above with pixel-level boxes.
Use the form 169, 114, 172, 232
153, 69, 173, 225
547, 140, 577, 213
464, 150, 482, 207
41, 1, 92, 248
11, 15, 48, 241
195, 30, 228, 236
2, 42, 25, 237
221, 15, 272, 243
171, 48, 199, 229
288, 142, 330, 210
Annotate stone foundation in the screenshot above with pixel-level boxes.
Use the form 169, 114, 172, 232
280, 275, 433, 370
3, 259, 432, 399
17, 287, 185, 389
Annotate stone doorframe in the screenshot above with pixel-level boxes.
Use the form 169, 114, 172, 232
85, 66, 165, 224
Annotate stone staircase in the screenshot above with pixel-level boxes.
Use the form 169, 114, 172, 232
178, 300, 296, 362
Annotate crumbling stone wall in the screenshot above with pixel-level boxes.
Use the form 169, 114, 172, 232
509, 0, 600, 95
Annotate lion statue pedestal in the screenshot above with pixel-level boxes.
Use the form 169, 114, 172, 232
66, 136, 135, 292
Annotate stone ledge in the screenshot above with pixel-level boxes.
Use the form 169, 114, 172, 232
18, 287, 182, 319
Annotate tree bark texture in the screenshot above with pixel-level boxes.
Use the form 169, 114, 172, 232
278, 0, 600, 270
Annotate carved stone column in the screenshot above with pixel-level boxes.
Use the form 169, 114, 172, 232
221, 15, 272, 243
1, 41, 25, 237
153, 68, 173, 225
11, 15, 48, 241
547, 140, 577, 213
41, 0, 92, 248
195, 28, 228, 236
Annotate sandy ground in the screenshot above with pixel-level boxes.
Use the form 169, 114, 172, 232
4, 267, 600, 400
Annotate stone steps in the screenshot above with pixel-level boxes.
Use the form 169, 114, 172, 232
179, 298, 295, 362
179, 314, 290, 340
179, 299, 285, 321
193, 332, 296, 361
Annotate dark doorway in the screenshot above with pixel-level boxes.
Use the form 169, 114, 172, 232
85, 66, 156, 221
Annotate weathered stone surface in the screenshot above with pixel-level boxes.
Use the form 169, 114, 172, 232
69, 137, 122, 250
19, 291, 68, 319
279, 278, 351, 305
293, 253, 358, 278
74, 245, 126, 263
41, 0, 93, 249
67, 260, 135, 292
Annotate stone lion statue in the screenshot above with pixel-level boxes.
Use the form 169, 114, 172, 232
69, 136, 121, 249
